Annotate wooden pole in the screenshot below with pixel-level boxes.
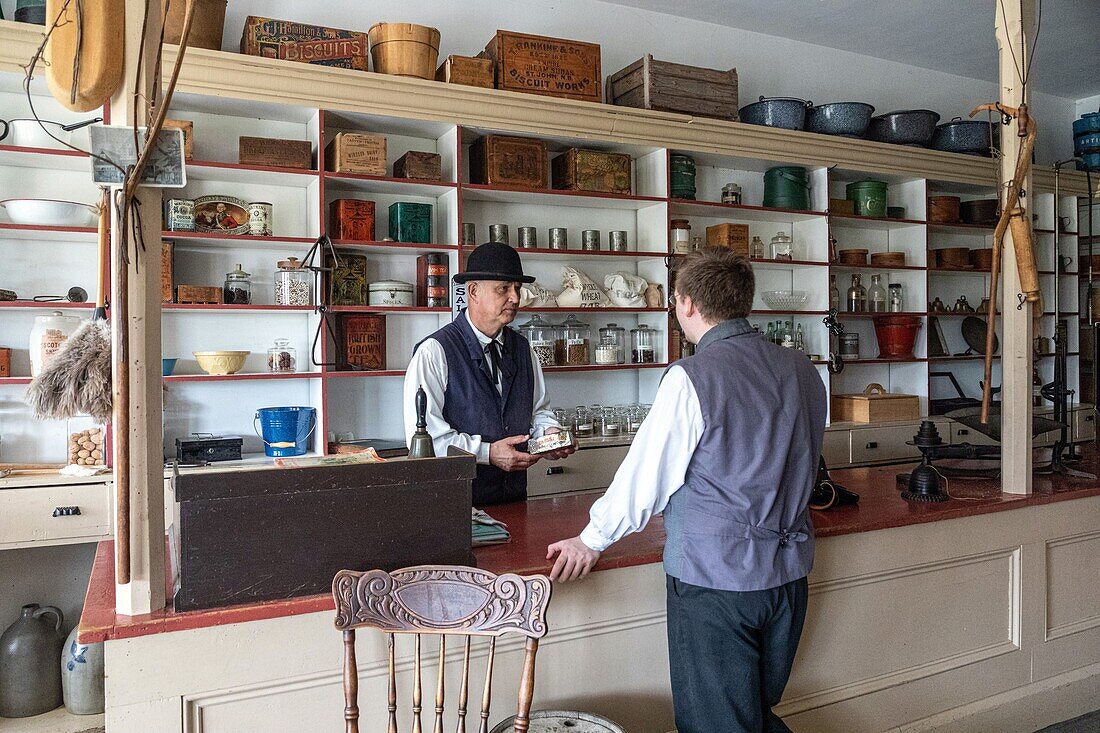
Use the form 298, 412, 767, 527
995, 0, 1036, 495
111, 0, 166, 614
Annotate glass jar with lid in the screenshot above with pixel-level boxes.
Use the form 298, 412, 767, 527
670, 219, 692, 255
519, 314, 559, 367
598, 323, 627, 364
888, 283, 904, 312
562, 315, 591, 366
600, 406, 621, 437
626, 404, 646, 434
29, 311, 81, 377
224, 263, 252, 305
867, 274, 888, 313
274, 257, 311, 306
595, 337, 618, 366
770, 231, 794, 260
631, 324, 657, 364
572, 407, 594, 437
267, 338, 297, 373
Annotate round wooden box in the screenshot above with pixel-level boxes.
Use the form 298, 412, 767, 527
939, 247, 971, 268
838, 248, 869, 265
970, 248, 994, 270
928, 196, 962, 223
870, 251, 906, 267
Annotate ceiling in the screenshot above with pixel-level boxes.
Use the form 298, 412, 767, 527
603, 0, 1100, 100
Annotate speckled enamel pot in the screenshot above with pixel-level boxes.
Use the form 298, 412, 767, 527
866, 109, 941, 147
806, 102, 875, 137
932, 118, 998, 156
738, 96, 812, 131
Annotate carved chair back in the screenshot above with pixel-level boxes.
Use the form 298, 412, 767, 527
333, 565, 552, 733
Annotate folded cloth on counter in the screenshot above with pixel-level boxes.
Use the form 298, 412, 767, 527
472, 507, 510, 547
60, 464, 110, 477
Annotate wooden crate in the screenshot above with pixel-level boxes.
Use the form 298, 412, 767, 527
175, 284, 222, 305
240, 16, 369, 71
393, 150, 442, 181
163, 119, 193, 160
607, 54, 738, 120
435, 55, 494, 88
480, 29, 601, 103
832, 384, 921, 424
706, 223, 750, 255
551, 148, 631, 194
161, 241, 174, 303
468, 134, 547, 188
329, 199, 375, 241
325, 132, 387, 176
238, 136, 313, 170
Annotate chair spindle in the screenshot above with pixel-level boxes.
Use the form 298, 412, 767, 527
434, 636, 445, 733
512, 638, 540, 733
478, 637, 496, 733
343, 630, 360, 733
413, 634, 423, 733
456, 636, 471, 733
388, 633, 398, 733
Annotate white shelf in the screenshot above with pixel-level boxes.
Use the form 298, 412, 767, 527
187, 160, 318, 187
670, 199, 825, 223
462, 184, 664, 210
0, 706, 103, 733
325, 172, 457, 197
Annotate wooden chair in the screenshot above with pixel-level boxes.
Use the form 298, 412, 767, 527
332, 565, 552, 733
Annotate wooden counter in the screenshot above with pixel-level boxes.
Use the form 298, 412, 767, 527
79, 454, 1100, 645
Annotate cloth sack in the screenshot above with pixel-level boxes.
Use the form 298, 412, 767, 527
557, 266, 611, 308
519, 282, 558, 308
604, 272, 649, 307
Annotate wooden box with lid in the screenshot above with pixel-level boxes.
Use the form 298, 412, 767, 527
393, 151, 442, 181
607, 54, 739, 120
325, 132, 387, 176
329, 199, 376, 241
551, 148, 632, 194
240, 16, 369, 71
468, 134, 548, 188
832, 384, 921, 423
479, 30, 601, 103
239, 136, 313, 170
705, 223, 750, 255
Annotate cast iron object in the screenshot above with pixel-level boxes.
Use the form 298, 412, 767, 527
408, 385, 436, 459
0, 604, 64, 718
806, 102, 875, 137
932, 118, 999, 156
738, 96, 812, 131
866, 109, 941, 147
960, 198, 1000, 225
962, 316, 997, 355
901, 422, 950, 503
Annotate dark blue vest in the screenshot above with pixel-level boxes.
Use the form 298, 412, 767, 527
419, 313, 534, 505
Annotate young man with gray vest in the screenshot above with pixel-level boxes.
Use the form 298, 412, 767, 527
547, 247, 827, 732
404, 242, 576, 506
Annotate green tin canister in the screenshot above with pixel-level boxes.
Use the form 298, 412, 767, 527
388, 202, 432, 243
670, 154, 696, 199
763, 166, 810, 211
845, 179, 888, 218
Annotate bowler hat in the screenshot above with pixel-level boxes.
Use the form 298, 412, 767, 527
453, 242, 535, 284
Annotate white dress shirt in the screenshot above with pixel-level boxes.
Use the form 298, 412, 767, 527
579, 365, 705, 552
403, 311, 561, 464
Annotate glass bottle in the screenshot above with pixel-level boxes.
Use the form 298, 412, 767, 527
794, 324, 805, 351
562, 315, 591, 365
572, 407, 594, 437
267, 338, 297, 372
631, 324, 657, 363
599, 323, 627, 364
601, 406, 621, 437
590, 403, 604, 434
888, 283, 904, 313
691, 235, 703, 252
274, 257, 311, 306
829, 275, 840, 312
765, 322, 776, 343
224, 264, 252, 305
867, 274, 887, 313
751, 236, 765, 259
846, 274, 866, 312
670, 219, 692, 255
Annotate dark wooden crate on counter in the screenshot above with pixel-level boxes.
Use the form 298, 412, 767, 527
329, 199, 376, 241
393, 151, 442, 181
171, 456, 476, 611
240, 16, 369, 71
435, 54, 494, 88
468, 134, 548, 188
607, 54, 738, 121
325, 132, 387, 176
337, 313, 386, 371
238, 136, 313, 170
175, 284, 222, 305
479, 29, 601, 103
551, 148, 632, 194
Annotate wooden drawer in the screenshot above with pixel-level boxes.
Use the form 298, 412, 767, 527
0, 482, 111, 548
527, 445, 628, 498
849, 425, 921, 465
1074, 408, 1096, 442
822, 430, 851, 467
950, 422, 999, 446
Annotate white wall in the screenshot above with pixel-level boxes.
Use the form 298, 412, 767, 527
217, 0, 1080, 165
1078, 95, 1100, 118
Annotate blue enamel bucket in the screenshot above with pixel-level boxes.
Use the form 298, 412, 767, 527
254, 406, 315, 457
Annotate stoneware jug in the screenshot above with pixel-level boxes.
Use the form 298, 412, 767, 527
0, 603, 64, 717
61, 626, 104, 715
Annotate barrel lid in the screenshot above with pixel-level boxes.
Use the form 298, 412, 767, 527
489, 711, 624, 733
369, 280, 414, 291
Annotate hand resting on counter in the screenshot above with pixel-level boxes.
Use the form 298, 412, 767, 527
546, 536, 601, 582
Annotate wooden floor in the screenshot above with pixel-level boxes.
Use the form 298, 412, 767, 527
1037, 710, 1100, 733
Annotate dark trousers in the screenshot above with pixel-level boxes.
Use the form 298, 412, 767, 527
666, 574, 808, 733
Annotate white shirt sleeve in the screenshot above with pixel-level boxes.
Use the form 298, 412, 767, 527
529, 342, 561, 438
403, 338, 491, 464
579, 366, 704, 552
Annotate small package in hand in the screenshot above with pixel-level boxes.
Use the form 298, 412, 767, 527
527, 430, 575, 454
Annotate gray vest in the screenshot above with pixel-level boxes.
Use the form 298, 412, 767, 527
663, 319, 827, 592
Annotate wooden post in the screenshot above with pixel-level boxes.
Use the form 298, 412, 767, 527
996, 0, 1036, 495
112, 0, 166, 614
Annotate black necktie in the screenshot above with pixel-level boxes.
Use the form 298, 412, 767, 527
486, 340, 502, 385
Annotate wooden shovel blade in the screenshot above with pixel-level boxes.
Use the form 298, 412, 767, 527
45, 0, 126, 112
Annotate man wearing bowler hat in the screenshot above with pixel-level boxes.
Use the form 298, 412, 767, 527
404, 242, 576, 505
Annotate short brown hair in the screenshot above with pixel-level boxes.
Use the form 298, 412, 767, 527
673, 247, 755, 321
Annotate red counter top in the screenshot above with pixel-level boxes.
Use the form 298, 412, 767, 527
79, 453, 1100, 645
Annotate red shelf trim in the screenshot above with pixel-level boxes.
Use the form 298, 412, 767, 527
163, 304, 316, 312
0, 300, 94, 309
329, 240, 459, 251
669, 198, 827, 217
0, 143, 88, 158
161, 231, 315, 244
189, 160, 319, 177
327, 306, 449, 314
164, 372, 323, 382
829, 213, 926, 226
830, 262, 927, 272
325, 171, 457, 188
463, 182, 664, 204
0, 222, 96, 235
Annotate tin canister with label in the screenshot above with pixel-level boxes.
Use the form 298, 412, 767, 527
838, 332, 860, 359
247, 202, 273, 236
549, 228, 568, 250
489, 224, 510, 245
609, 230, 628, 251
581, 229, 600, 251
517, 226, 538, 248
165, 198, 195, 231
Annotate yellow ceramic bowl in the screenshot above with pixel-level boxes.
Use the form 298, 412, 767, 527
193, 350, 250, 375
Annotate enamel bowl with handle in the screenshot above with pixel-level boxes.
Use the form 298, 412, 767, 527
0, 199, 98, 227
